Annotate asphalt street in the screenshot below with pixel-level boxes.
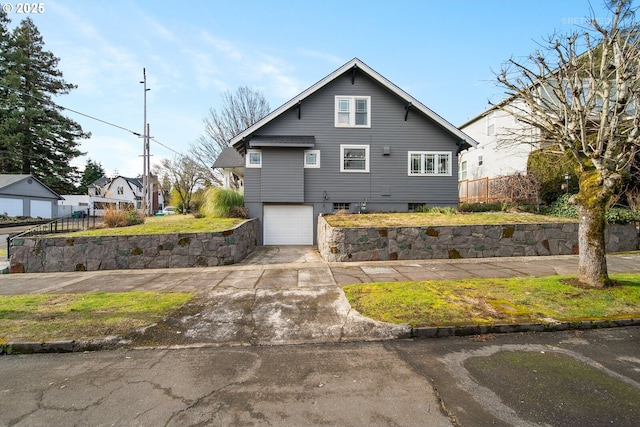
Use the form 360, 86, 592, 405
2, 247, 639, 426
1, 327, 638, 427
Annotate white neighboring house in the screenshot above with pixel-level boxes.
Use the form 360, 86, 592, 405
458, 104, 538, 181
59, 175, 165, 216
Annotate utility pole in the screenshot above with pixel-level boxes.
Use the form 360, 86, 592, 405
140, 68, 151, 215
146, 123, 152, 215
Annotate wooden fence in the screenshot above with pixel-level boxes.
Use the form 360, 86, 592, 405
459, 175, 538, 204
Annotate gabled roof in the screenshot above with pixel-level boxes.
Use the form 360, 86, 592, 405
0, 174, 63, 200
122, 176, 143, 189
88, 175, 109, 189
230, 58, 478, 150
213, 146, 245, 168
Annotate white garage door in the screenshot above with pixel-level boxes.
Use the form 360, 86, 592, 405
30, 200, 52, 219
264, 205, 313, 245
0, 198, 23, 216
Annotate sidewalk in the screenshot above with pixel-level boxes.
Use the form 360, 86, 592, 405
1, 248, 639, 349
1, 249, 639, 295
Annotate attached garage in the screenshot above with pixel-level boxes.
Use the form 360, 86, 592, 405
263, 205, 314, 245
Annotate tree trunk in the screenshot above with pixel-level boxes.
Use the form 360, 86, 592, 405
576, 202, 610, 288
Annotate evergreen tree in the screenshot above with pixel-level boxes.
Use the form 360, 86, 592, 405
77, 158, 105, 195
0, 15, 88, 194
0, 9, 18, 173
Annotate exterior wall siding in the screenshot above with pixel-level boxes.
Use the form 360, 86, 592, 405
261, 149, 304, 202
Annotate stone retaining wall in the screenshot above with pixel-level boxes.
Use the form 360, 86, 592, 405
9, 219, 258, 273
317, 215, 639, 262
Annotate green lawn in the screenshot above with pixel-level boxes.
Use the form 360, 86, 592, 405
325, 212, 575, 228
0, 292, 193, 343
343, 273, 640, 327
54, 214, 246, 237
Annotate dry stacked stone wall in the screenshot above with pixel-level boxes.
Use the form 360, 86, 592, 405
317, 215, 639, 262
10, 219, 258, 273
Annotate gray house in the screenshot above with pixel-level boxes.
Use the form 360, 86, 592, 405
0, 174, 63, 219
228, 58, 478, 245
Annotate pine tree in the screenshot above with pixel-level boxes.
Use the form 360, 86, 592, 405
77, 158, 105, 195
0, 9, 18, 173
0, 14, 88, 194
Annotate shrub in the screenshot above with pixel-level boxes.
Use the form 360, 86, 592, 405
415, 205, 458, 215
606, 208, 640, 224
458, 202, 504, 212
103, 208, 145, 228
547, 194, 578, 219
202, 187, 245, 218
548, 194, 640, 224
527, 148, 578, 205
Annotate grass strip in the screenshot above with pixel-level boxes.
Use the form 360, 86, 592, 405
343, 274, 640, 327
0, 292, 193, 343
53, 215, 245, 237
325, 212, 574, 227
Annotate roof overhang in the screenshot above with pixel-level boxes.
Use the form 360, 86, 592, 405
248, 135, 315, 148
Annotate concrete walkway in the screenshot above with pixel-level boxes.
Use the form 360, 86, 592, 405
1, 247, 639, 347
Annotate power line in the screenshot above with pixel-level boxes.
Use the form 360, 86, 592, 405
0, 83, 183, 156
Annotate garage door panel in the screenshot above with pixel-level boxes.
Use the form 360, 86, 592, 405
0, 198, 23, 216
264, 205, 313, 245
30, 200, 52, 219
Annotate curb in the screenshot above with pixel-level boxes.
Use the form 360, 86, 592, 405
1, 336, 130, 355
2, 319, 640, 355
411, 318, 640, 338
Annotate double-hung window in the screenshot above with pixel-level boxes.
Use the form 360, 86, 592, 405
408, 151, 452, 176
335, 96, 371, 128
341, 145, 369, 172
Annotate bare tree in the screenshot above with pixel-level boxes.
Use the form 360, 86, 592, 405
495, 0, 640, 287
155, 156, 206, 214
189, 86, 270, 185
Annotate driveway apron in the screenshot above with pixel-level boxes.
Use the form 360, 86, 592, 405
128, 246, 410, 347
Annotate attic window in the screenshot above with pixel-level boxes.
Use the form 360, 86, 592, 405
335, 96, 370, 128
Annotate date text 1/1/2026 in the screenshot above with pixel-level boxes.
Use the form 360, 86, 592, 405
2, 3, 45, 14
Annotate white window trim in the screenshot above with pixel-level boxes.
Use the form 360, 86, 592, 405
408, 151, 452, 176
334, 96, 371, 128
246, 149, 262, 168
304, 149, 320, 168
340, 144, 370, 173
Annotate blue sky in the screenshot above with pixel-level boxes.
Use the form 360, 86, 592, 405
5, 0, 612, 178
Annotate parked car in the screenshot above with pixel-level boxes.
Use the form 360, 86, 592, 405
162, 206, 176, 215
